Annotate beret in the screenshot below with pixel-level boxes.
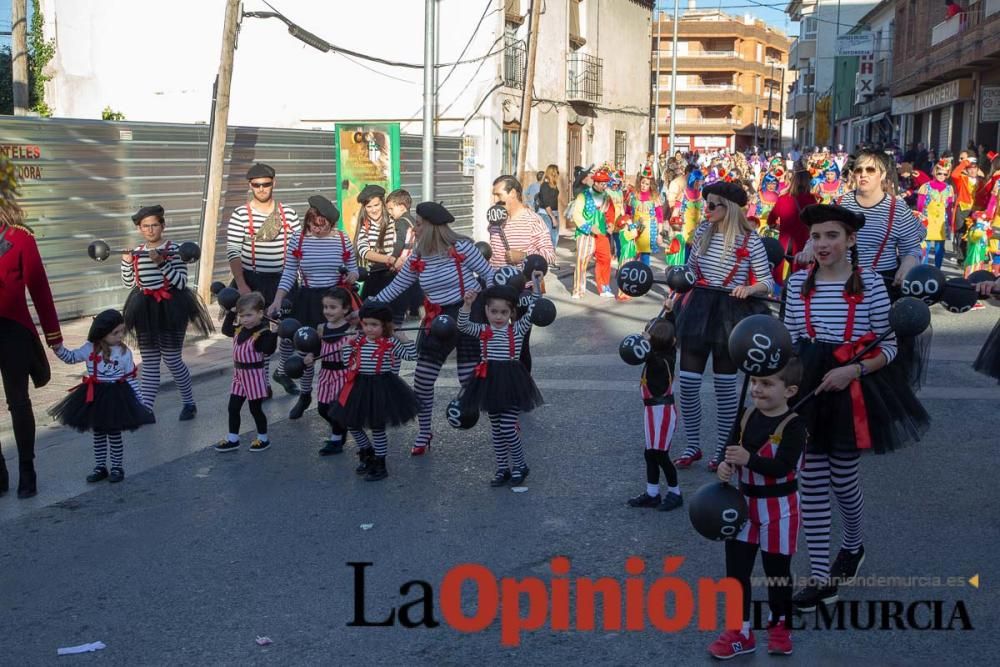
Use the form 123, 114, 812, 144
799, 204, 865, 231
358, 300, 394, 323
87, 309, 125, 343
357, 184, 387, 204
416, 201, 455, 226
702, 181, 748, 208
246, 163, 275, 180
131, 204, 164, 224
307, 195, 340, 224
486, 203, 508, 225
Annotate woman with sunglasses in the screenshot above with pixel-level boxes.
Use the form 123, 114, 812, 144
270, 195, 358, 420
672, 182, 774, 471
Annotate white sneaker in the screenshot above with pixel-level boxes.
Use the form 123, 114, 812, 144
600, 289, 615, 298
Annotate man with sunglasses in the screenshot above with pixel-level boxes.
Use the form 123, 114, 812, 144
226, 163, 302, 395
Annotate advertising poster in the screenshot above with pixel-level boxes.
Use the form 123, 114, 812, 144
335, 123, 401, 240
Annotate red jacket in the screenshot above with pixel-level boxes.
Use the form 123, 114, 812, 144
0, 223, 63, 346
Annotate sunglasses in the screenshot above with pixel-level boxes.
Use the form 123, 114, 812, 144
851, 166, 879, 175
250, 181, 274, 189
706, 201, 727, 211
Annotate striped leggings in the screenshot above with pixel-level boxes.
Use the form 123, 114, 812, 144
799, 452, 864, 581
412, 352, 477, 447
489, 409, 525, 471
137, 331, 193, 408
351, 428, 388, 457
677, 339, 739, 462
93, 430, 123, 468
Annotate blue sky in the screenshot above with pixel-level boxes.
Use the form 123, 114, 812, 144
656, 0, 795, 36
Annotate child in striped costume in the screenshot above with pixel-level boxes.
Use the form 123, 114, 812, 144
626, 308, 682, 511
336, 301, 421, 481
301, 287, 355, 456
215, 292, 278, 452
49, 310, 154, 484
457, 280, 545, 487
711, 359, 805, 660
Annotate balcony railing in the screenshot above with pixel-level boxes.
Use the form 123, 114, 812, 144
656, 50, 738, 58
567, 52, 603, 104
659, 83, 737, 91
673, 118, 744, 126
931, 12, 970, 46
503, 41, 526, 89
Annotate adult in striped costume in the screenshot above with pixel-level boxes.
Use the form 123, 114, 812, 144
121, 205, 212, 421
353, 185, 402, 323
571, 169, 614, 299
372, 201, 495, 455
456, 283, 544, 487
711, 361, 805, 659
489, 175, 555, 372
214, 292, 277, 453
0, 188, 64, 499
226, 163, 301, 396
270, 195, 358, 421
673, 182, 773, 471
784, 204, 928, 612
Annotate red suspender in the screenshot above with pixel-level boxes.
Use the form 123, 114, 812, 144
247, 203, 290, 272
449, 245, 466, 295
132, 242, 171, 298
721, 234, 751, 287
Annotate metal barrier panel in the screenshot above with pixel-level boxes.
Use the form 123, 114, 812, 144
1, 117, 470, 321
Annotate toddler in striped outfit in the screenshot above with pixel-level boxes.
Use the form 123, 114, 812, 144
301, 287, 355, 456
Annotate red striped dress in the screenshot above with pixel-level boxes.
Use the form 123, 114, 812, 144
316, 324, 352, 404
231, 328, 269, 400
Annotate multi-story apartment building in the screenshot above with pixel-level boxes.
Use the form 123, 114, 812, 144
652, 7, 790, 153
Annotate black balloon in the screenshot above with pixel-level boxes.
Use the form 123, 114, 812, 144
887, 297, 931, 335
475, 241, 493, 261
940, 279, 978, 314
446, 397, 478, 429
276, 317, 302, 340
532, 298, 557, 327
901, 264, 946, 304
616, 260, 655, 297
215, 287, 240, 311
285, 355, 306, 380
688, 482, 748, 541
177, 241, 201, 262
88, 240, 111, 262
665, 265, 696, 293
761, 236, 784, 268
293, 326, 322, 355
727, 314, 792, 376
430, 314, 458, 340
210, 281, 226, 295
494, 265, 520, 287
523, 254, 549, 278
618, 333, 651, 366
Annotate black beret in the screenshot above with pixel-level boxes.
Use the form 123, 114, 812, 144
800, 204, 865, 231
702, 182, 748, 208
486, 203, 508, 225
87, 309, 125, 343
357, 184, 386, 204
415, 201, 455, 226
307, 195, 340, 224
246, 163, 275, 180
358, 300, 394, 323
131, 204, 164, 224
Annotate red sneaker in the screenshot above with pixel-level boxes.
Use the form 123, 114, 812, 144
707, 629, 756, 660
767, 620, 793, 655
673, 450, 703, 468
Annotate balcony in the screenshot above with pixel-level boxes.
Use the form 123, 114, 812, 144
503, 41, 526, 89
659, 83, 738, 92
567, 52, 603, 104
787, 92, 812, 118
788, 38, 815, 70
873, 58, 892, 91
931, 12, 970, 46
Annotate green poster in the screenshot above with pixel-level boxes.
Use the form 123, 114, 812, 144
334, 123, 401, 240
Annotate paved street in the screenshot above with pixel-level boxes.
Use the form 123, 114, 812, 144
1, 262, 998, 666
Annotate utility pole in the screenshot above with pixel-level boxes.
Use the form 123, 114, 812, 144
515, 0, 542, 179
650, 4, 661, 153
12, 0, 28, 115
778, 66, 785, 152
766, 61, 775, 152
830, 0, 842, 146
668, 0, 680, 155
196, 0, 241, 302
422, 0, 435, 201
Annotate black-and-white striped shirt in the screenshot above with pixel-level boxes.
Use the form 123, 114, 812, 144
783, 268, 897, 363
120, 240, 187, 290
278, 231, 358, 291
837, 192, 923, 272
688, 224, 774, 288
373, 239, 494, 306
226, 203, 301, 274
340, 335, 418, 374
456, 296, 537, 358
355, 217, 397, 269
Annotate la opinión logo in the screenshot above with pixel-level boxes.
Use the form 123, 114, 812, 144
347, 556, 743, 646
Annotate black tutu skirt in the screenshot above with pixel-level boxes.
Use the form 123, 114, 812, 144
231, 271, 282, 305
48, 382, 155, 434
124, 287, 213, 337
458, 360, 544, 414
795, 340, 930, 455
973, 318, 1000, 383
290, 285, 329, 329
335, 374, 420, 430
675, 289, 772, 346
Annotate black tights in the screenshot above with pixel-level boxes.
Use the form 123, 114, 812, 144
228, 394, 267, 435
317, 401, 347, 437
725, 540, 793, 622
679, 337, 737, 374
644, 449, 677, 487
0, 320, 37, 472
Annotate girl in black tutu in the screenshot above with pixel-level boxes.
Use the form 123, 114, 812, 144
672, 181, 774, 472
49, 310, 154, 484
121, 205, 212, 421
335, 301, 419, 482
783, 204, 930, 612
456, 279, 544, 487
974, 277, 1000, 382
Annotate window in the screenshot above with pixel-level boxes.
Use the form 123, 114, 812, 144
756, 43, 763, 62
503, 22, 526, 88
802, 17, 818, 39
614, 130, 627, 171
502, 124, 520, 176
569, 0, 586, 50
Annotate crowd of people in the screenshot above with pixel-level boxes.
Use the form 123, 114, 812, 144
2, 143, 1000, 660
